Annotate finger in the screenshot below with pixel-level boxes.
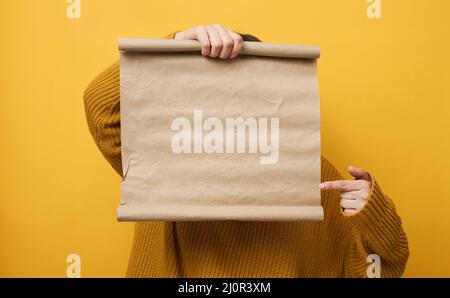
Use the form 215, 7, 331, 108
228, 30, 243, 58
173, 31, 184, 40
206, 25, 222, 58
343, 209, 359, 216
339, 190, 360, 200
320, 180, 359, 192
195, 26, 211, 56
213, 24, 234, 59
176, 28, 193, 40
340, 199, 363, 210
348, 166, 371, 181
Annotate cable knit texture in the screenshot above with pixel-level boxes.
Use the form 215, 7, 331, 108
83, 33, 409, 277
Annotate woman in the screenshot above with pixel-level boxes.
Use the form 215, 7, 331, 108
83, 24, 409, 277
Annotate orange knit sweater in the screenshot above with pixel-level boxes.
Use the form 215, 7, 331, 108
83, 33, 409, 278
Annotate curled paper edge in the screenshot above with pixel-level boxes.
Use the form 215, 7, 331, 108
118, 38, 321, 59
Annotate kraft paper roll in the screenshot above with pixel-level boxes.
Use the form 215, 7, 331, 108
119, 38, 321, 59
118, 38, 323, 221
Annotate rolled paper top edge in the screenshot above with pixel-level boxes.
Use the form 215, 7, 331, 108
118, 38, 321, 59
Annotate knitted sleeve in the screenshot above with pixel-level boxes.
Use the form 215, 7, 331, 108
343, 178, 409, 277
83, 32, 177, 176
321, 158, 409, 277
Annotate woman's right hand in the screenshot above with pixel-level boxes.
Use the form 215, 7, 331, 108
174, 24, 244, 59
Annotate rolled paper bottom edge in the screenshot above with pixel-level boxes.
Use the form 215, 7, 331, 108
117, 204, 324, 221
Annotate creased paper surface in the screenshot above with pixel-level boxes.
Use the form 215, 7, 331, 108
118, 38, 323, 221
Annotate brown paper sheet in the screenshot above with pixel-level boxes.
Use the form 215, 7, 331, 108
118, 38, 323, 221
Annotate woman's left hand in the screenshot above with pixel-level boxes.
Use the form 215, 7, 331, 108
320, 166, 372, 216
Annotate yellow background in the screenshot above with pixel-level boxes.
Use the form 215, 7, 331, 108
1, 0, 449, 277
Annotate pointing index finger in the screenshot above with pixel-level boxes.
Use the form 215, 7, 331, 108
320, 180, 359, 192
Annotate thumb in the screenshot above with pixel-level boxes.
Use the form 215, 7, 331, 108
348, 166, 371, 181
